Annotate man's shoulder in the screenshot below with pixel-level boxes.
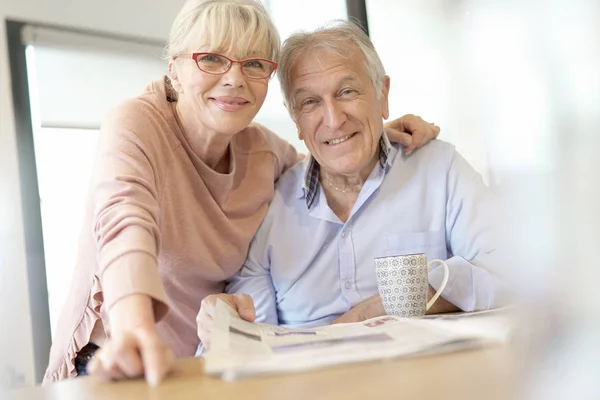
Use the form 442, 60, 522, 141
392, 139, 456, 168
260, 160, 306, 219
274, 158, 307, 197
252, 160, 307, 244
409, 139, 455, 156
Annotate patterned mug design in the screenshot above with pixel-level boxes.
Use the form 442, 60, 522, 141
374, 254, 449, 318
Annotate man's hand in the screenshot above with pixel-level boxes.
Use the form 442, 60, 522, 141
196, 294, 256, 349
331, 295, 386, 324
384, 114, 440, 156
426, 285, 460, 315
87, 294, 174, 386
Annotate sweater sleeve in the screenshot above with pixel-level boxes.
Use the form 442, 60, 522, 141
253, 123, 301, 180
91, 100, 170, 322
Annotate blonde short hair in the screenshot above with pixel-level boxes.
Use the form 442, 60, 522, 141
278, 20, 386, 112
165, 0, 280, 61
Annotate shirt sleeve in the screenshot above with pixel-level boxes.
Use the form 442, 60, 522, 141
225, 232, 278, 325
92, 101, 169, 321
427, 150, 505, 312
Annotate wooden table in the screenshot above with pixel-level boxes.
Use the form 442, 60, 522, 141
9, 345, 518, 399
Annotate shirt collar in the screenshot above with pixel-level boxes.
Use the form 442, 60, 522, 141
298, 132, 392, 209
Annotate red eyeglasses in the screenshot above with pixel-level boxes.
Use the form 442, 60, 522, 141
173, 52, 278, 79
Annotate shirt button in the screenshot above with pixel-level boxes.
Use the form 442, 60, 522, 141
341, 231, 348, 239
345, 281, 352, 289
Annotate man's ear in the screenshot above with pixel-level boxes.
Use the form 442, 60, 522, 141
168, 60, 184, 94
380, 75, 391, 120
295, 120, 304, 140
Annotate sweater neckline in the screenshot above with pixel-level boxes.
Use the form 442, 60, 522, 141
162, 76, 237, 189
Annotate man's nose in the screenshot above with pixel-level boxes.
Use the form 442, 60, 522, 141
221, 62, 245, 87
323, 100, 347, 130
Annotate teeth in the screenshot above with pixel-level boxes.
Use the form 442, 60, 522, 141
327, 133, 354, 145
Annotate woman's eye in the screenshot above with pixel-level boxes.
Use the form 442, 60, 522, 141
199, 55, 220, 63
244, 60, 264, 69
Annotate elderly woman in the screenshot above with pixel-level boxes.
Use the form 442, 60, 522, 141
44, 0, 439, 385
197, 20, 501, 344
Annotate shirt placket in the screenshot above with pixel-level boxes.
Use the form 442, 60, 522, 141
338, 222, 361, 306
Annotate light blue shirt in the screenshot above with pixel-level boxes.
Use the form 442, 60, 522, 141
226, 136, 501, 328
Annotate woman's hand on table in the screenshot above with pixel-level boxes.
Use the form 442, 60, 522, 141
87, 294, 175, 386
196, 293, 256, 349
384, 114, 440, 156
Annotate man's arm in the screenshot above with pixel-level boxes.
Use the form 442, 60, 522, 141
225, 238, 278, 325
332, 284, 458, 325
196, 232, 278, 349
428, 149, 501, 312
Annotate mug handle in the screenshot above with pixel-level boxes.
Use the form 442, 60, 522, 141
425, 259, 450, 311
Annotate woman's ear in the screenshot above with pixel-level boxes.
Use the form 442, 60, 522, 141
168, 60, 184, 94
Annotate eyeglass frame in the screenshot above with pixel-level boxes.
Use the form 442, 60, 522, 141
172, 52, 278, 80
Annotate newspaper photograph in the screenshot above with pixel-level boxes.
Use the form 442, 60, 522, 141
203, 300, 512, 379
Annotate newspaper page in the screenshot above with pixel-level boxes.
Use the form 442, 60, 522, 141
203, 300, 512, 380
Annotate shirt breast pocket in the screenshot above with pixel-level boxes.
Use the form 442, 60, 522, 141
381, 231, 448, 261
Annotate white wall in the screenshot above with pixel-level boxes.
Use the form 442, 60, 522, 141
0, 0, 185, 387
366, 0, 492, 180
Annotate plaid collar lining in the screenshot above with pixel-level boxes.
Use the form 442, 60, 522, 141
302, 133, 391, 209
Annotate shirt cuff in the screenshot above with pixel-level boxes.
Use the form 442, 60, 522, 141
428, 256, 494, 312
101, 252, 169, 321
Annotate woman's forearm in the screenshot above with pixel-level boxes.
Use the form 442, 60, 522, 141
109, 294, 155, 334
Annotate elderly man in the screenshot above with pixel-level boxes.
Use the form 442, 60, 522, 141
197, 20, 501, 346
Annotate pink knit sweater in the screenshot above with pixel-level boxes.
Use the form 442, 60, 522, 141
43, 76, 298, 382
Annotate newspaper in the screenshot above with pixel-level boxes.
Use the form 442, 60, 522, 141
204, 300, 513, 380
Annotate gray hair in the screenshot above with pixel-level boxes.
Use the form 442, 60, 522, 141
165, 0, 280, 62
278, 19, 386, 113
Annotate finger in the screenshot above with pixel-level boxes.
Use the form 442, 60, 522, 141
412, 129, 426, 149
115, 347, 144, 378
411, 123, 440, 149
199, 295, 219, 319
384, 114, 413, 133
138, 330, 173, 387
385, 128, 412, 147
198, 327, 212, 349
86, 356, 110, 382
113, 334, 144, 378
232, 294, 256, 321
101, 346, 129, 381
197, 314, 214, 346
91, 347, 126, 382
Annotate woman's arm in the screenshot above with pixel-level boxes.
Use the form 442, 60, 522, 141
384, 114, 440, 155
85, 100, 174, 385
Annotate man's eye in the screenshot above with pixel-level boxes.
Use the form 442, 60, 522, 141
300, 99, 318, 111
341, 88, 355, 96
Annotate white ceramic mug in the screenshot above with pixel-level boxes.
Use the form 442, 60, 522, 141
374, 253, 450, 318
